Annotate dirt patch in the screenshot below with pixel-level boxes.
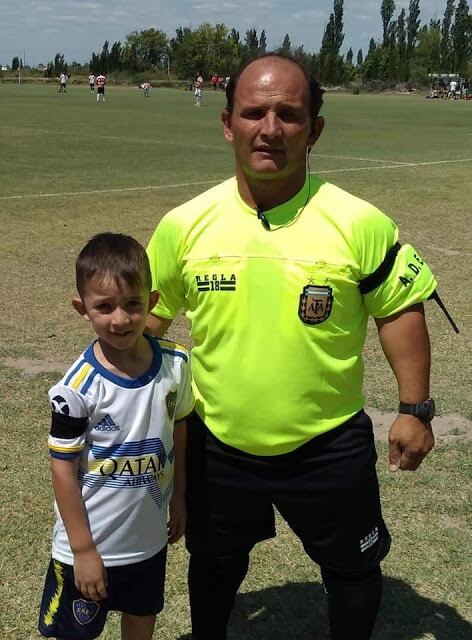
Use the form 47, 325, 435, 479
3, 357, 67, 375
3, 357, 471, 443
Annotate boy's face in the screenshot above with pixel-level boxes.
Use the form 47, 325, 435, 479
73, 274, 158, 352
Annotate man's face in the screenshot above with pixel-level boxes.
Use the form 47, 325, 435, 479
222, 58, 321, 183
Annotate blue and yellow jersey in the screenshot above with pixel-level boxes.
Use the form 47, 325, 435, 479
47, 335, 194, 566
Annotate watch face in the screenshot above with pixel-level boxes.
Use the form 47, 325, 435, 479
425, 398, 435, 420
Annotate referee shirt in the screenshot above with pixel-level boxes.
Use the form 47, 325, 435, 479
147, 176, 436, 455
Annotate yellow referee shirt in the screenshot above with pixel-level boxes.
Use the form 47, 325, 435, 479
147, 176, 436, 455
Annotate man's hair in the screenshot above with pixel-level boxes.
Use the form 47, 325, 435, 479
76, 232, 152, 297
225, 52, 324, 118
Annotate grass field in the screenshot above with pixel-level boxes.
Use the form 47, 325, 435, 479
0, 84, 471, 639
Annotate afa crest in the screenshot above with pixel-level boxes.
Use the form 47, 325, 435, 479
166, 391, 177, 418
72, 599, 100, 625
298, 285, 333, 325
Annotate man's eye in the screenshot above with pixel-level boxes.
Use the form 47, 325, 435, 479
279, 111, 297, 121
244, 109, 264, 119
97, 304, 111, 312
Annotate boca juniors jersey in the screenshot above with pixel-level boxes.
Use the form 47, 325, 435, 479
47, 335, 194, 566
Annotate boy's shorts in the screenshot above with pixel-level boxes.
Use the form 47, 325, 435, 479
38, 546, 167, 640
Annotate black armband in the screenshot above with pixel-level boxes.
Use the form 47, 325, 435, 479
359, 242, 401, 294
50, 411, 88, 438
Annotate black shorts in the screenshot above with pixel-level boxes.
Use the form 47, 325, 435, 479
97, 86, 104, 94
186, 411, 390, 575
38, 546, 167, 640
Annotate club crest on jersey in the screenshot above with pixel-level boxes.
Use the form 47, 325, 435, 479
298, 285, 333, 325
166, 391, 177, 418
72, 599, 100, 625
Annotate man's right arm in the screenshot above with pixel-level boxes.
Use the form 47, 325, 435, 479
146, 314, 173, 337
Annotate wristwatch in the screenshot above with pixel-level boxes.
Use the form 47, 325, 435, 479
398, 398, 435, 422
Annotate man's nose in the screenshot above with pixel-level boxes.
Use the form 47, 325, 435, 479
260, 112, 281, 138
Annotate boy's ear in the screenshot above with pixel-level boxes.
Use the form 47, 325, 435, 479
72, 297, 90, 321
148, 290, 159, 312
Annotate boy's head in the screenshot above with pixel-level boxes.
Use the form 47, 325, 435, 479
73, 233, 158, 353
76, 232, 152, 298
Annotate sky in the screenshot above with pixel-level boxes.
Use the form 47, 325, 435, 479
1, 0, 447, 67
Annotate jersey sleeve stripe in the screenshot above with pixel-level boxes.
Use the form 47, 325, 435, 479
49, 450, 82, 460
69, 363, 93, 391
48, 443, 84, 454
64, 359, 86, 385
80, 368, 98, 395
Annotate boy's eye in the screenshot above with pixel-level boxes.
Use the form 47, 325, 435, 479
96, 303, 111, 311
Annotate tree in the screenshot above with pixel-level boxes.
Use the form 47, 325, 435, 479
281, 34, 292, 55
319, 0, 345, 83
242, 27, 259, 64
173, 23, 240, 78
441, 0, 456, 70
333, 0, 345, 53
346, 47, 353, 65
53, 53, 66, 75
413, 20, 441, 78
406, 0, 421, 62
122, 29, 169, 71
357, 49, 363, 66
259, 29, 267, 54
109, 41, 122, 72
381, 0, 396, 46
11, 56, 19, 70
452, 0, 470, 73
397, 8, 407, 77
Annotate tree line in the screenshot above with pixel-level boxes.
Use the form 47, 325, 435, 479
41, 0, 471, 84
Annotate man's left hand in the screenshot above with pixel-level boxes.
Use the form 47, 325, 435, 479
388, 414, 434, 472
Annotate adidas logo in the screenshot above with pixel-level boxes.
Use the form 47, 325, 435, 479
95, 415, 120, 432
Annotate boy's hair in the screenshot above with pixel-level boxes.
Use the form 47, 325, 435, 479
225, 52, 324, 119
76, 232, 152, 297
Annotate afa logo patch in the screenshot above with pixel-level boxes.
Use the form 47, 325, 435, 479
51, 395, 70, 416
72, 599, 100, 625
298, 285, 333, 325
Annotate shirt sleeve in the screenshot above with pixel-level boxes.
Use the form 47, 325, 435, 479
175, 354, 195, 422
48, 384, 91, 460
146, 214, 186, 320
353, 206, 437, 318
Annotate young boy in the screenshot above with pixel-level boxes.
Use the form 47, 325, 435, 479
38, 232, 194, 640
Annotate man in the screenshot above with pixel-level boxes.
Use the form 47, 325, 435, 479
89, 72, 95, 91
58, 72, 67, 93
146, 54, 437, 639
194, 72, 203, 106
96, 73, 106, 102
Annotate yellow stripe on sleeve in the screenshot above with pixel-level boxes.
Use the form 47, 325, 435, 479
70, 363, 92, 390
